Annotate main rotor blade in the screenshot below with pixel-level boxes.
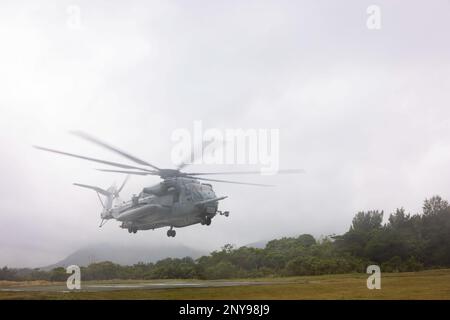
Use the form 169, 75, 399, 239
73, 183, 110, 195
33, 146, 155, 172
71, 131, 160, 171
117, 175, 130, 194
96, 169, 156, 176
176, 139, 215, 171
186, 169, 305, 176
184, 175, 274, 187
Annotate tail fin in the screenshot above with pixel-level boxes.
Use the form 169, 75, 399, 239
73, 175, 129, 223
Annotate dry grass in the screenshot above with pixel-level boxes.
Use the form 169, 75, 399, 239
0, 280, 54, 287
1, 269, 450, 300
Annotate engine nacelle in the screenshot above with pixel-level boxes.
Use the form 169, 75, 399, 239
142, 183, 167, 196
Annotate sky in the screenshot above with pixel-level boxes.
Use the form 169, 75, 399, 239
1, 0, 450, 267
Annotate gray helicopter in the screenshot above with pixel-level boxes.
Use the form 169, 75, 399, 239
34, 131, 302, 237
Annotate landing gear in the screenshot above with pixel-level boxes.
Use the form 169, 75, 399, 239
167, 227, 176, 237
201, 216, 212, 226
128, 227, 138, 234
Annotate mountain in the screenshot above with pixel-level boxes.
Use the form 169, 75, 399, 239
41, 243, 206, 270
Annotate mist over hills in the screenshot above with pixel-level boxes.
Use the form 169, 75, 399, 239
41, 242, 206, 270
41, 240, 272, 270
243, 240, 268, 249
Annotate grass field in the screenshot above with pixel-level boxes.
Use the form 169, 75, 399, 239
1, 269, 450, 300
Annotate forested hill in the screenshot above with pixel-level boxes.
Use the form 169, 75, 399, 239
2, 195, 450, 281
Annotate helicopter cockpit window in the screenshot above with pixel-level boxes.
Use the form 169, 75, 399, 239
186, 183, 203, 201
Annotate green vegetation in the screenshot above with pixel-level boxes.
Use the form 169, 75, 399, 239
2, 195, 450, 281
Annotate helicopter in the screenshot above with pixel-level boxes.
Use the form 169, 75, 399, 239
34, 131, 303, 237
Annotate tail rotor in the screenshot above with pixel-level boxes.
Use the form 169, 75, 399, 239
73, 175, 130, 227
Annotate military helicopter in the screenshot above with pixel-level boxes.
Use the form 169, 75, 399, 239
34, 131, 302, 237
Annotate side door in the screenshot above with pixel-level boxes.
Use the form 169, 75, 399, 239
171, 184, 195, 216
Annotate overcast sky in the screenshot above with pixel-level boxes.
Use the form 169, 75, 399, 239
1, 0, 450, 267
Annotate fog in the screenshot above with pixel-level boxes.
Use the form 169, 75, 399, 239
1, 0, 450, 267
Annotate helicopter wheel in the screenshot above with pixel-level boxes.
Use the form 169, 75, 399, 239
167, 229, 176, 237
133, 228, 138, 234
128, 227, 132, 233
205, 217, 211, 226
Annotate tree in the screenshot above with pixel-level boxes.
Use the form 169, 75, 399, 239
49, 267, 67, 281
334, 210, 384, 257
297, 234, 316, 247
421, 200, 450, 266
205, 261, 238, 279
0, 266, 17, 281
423, 195, 449, 216
351, 210, 383, 232
388, 208, 410, 228
221, 244, 235, 253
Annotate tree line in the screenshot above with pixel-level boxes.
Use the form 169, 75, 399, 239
2, 195, 450, 281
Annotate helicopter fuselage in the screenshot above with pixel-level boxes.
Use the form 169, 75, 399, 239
106, 177, 227, 236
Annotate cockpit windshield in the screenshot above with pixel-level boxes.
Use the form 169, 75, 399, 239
186, 182, 215, 201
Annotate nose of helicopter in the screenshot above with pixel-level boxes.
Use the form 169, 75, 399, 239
201, 183, 216, 200
200, 184, 219, 214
